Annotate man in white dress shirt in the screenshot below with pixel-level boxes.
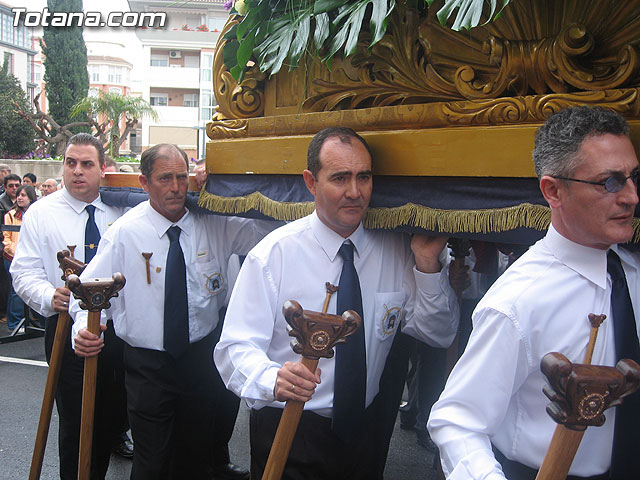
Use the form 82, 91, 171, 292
428, 106, 640, 480
11, 133, 127, 479
214, 127, 460, 479
72, 144, 272, 479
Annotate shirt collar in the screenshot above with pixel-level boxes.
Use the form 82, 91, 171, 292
545, 224, 608, 290
310, 210, 365, 262
62, 187, 104, 214
144, 201, 192, 239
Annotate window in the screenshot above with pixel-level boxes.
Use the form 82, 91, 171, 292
109, 87, 122, 95
184, 93, 199, 107
150, 54, 168, 67
3, 52, 13, 74
34, 64, 41, 82
207, 16, 226, 32
108, 66, 123, 84
184, 55, 199, 68
89, 65, 100, 82
2, 12, 14, 43
150, 93, 168, 106
200, 53, 213, 82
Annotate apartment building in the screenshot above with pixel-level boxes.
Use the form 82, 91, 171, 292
128, 0, 227, 159
0, 1, 37, 104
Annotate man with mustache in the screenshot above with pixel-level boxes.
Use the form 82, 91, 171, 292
71, 143, 271, 479
428, 106, 640, 480
215, 127, 460, 479
11, 133, 127, 479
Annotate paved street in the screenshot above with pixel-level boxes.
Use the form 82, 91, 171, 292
0, 325, 437, 479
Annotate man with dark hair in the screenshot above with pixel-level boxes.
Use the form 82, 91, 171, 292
0, 174, 21, 220
215, 127, 459, 479
72, 143, 271, 479
22, 172, 37, 186
429, 106, 640, 479
11, 132, 127, 479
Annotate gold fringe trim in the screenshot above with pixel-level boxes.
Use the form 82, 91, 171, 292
198, 189, 314, 221
363, 203, 552, 234
198, 189, 640, 240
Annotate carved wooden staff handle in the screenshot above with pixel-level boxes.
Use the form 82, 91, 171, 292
535, 314, 605, 480
67, 273, 125, 480
29, 249, 85, 480
262, 283, 360, 480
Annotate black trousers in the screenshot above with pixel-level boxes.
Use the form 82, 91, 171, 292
44, 316, 127, 480
124, 332, 218, 480
211, 308, 241, 467
250, 405, 381, 480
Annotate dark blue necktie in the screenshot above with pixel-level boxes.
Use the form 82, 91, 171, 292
607, 250, 640, 479
163, 226, 189, 358
84, 205, 100, 262
333, 241, 366, 444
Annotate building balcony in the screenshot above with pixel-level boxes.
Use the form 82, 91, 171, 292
152, 106, 199, 126
146, 66, 200, 89
135, 28, 221, 47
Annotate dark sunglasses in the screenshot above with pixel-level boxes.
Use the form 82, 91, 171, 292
552, 170, 640, 193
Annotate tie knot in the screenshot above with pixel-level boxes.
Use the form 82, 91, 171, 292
607, 250, 625, 284
338, 242, 354, 263
85, 204, 96, 218
167, 225, 181, 242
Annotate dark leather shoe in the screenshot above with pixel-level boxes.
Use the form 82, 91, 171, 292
111, 432, 134, 459
211, 463, 250, 480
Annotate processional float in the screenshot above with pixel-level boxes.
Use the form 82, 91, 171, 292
97, 1, 640, 478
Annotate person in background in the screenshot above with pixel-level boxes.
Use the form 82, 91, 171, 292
0, 174, 21, 222
22, 173, 36, 186
104, 155, 118, 173
0, 164, 11, 195
3, 185, 37, 334
22, 173, 42, 198
41, 178, 58, 196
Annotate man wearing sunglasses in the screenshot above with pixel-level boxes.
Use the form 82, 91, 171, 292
428, 106, 640, 480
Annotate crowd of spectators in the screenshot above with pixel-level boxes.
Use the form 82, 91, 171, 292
0, 170, 55, 333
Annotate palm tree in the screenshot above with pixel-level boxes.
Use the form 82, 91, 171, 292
72, 90, 158, 157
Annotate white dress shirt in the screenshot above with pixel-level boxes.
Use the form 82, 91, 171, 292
214, 211, 459, 415
11, 188, 124, 318
428, 225, 640, 479
70, 201, 273, 351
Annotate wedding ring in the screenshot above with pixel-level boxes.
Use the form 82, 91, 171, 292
290, 383, 295, 393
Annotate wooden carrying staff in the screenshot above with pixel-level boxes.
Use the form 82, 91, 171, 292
262, 283, 362, 480
29, 248, 85, 480
67, 272, 125, 480
536, 314, 640, 480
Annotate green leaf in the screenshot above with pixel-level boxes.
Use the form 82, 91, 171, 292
236, 29, 256, 70
314, 0, 349, 14
236, 6, 261, 41
326, 1, 371, 60
437, 0, 510, 31
370, 0, 395, 46
223, 40, 240, 76
289, 14, 311, 69
314, 12, 330, 49
254, 16, 296, 75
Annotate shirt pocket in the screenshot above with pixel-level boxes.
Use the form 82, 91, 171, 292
195, 260, 225, 297
373, 291, 405, 341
